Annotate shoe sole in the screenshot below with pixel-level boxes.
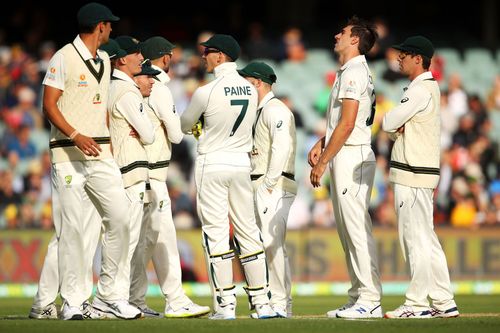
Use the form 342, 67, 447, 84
92, 305, 142, 320
63, 314, 84, 320
165, 309, 210, 318
28, 314, 58, 319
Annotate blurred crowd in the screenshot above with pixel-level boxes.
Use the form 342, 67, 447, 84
1, 19, 499, 231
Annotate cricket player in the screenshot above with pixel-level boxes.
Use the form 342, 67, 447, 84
129, 36, 210, 318
382, 36, 459, 319
238, 62, 297, 318
308, 16, 382, 318
29, 36, 129, 321
91, 35, 152, 319
180, 34, 276, 320
38, 2, 139, 320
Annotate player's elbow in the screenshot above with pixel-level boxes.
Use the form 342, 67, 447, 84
170, 133, 184, 144
141, 132, 155, 145
381, 118, 395, 132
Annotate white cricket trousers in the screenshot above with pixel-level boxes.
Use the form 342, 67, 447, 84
130, 179, 190, 310
254, 185, 295, 310
114, 181, 145, 300
195, 152, 268, 309
52, 159, 130, 306
33, 188, 101, 308
329, 145, 381, 305
393, 183, 455, 309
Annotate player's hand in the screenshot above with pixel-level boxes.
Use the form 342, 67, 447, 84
129, 127, 139, 138
310, 160, 327, 187
308, 139, 323, 167
73, 134, 102, 157
192, 121, 202, 140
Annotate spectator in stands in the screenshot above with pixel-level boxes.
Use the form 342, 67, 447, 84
447, 73, 468, 119
452, 113, 477, 148
366, 17, 395, 61
440, 91, 459, 150
278, 27, 306, 62
313, 71, 336, 117
0, 170, 23, 222
486, 75, 500, 111
468, 94, 488, 131
5, 124, 36, 159
243, 22, 276, 60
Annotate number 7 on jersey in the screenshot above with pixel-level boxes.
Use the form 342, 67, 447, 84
229, 99, 249, 137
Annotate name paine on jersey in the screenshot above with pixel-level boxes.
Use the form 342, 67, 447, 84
224, 86, 252, 96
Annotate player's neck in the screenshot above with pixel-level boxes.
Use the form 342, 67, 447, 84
79, 33, 100, 58
338, 49, 360, 66
257, 87, 272, 103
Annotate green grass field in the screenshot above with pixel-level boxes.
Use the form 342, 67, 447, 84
1, 295, 499, 333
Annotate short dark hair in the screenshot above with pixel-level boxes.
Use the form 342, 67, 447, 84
347, 16, 378, 55
78, 22, 100, 34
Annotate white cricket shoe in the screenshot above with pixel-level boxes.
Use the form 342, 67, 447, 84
138, 305, 160, 318
60, 301, 83, 320
28, 302, 58, 319
209, 303, 236, 320
272, 305, 288, 318
253, 304, 278, 319
336, 302, 383, 319
164, 302, 210, 318
92, 297, 142, 320
81, 300, 106, 319
326, 302, 355, 318
384, 305, 432, 319
430, 306, 460, 318
250, 304, 286, 319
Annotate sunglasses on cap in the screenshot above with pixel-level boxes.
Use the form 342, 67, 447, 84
203, 48, 221, 56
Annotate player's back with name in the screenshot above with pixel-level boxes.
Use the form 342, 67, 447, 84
198, 75, 258, 157
224, 85, 252, 96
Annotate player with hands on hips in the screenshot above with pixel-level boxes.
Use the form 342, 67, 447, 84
308, 16, 383, 319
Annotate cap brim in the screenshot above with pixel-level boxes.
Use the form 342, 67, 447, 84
108, 15, 120, 22
237, 69, 250, 77
391, 44, 407, 52
116, 49, 127, 58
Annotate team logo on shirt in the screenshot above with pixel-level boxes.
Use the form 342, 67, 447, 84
346, 80, 356, 94
401, 97, 409, 103
277, 120, 283, 128
46, 67, 56, 80
93, 93, 101, 104
64, 175, 72, 186
78, 74, 88, 87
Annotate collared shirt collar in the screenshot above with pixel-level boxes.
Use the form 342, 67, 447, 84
339, 54, 366, 71
112, 69, 139, 88
258, 91, 275, 109
152, 64, 170, 84
408, 71, 434, 89
214, 62, 237, 78
74, 35, 103, 64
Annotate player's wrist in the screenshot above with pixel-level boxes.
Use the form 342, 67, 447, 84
69, 130, 79, 141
